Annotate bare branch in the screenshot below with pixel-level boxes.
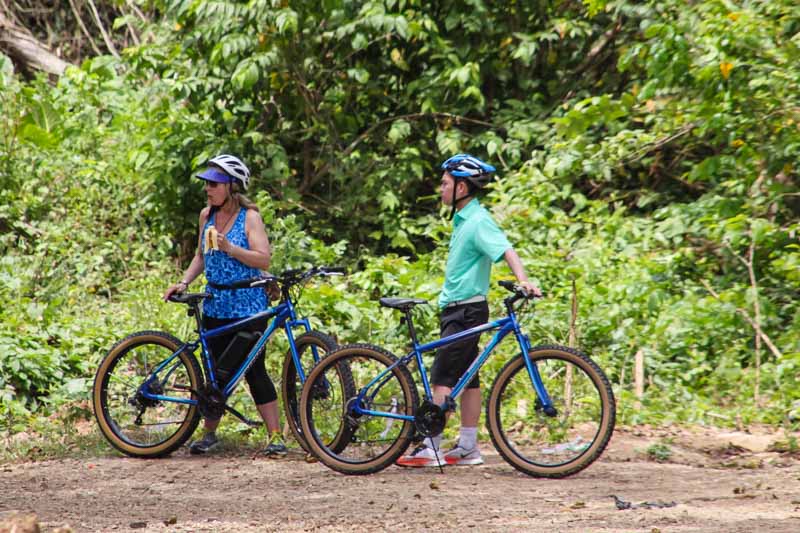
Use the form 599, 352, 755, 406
572, 18, 623, 80
126, 0, 149, 23
86, 0, 120, 58
306, 112, 503, 192
67, 0, 103, 57
0, 11, 71, 75
700, 279, 783, 360
626, 123, 697, 164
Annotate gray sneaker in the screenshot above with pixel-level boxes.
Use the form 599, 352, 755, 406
263, 432, 288, 457
444, 444, 484, 465
189, 432, 220, 455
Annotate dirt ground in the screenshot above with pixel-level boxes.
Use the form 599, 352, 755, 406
1, 425, 799, 533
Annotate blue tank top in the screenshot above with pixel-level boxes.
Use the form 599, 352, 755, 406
202, 208, 268, 318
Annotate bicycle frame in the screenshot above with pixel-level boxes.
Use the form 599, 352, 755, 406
139, 296, 318, 406
355, 303, 555, 422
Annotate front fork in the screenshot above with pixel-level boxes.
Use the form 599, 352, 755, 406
285, 318, 314, 383
519, 333, 558, 417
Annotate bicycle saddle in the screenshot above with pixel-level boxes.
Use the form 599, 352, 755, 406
169, 292, 212, 305
379, 297, 428, 311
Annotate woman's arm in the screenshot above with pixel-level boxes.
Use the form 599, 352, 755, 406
217, 209, 271, 271
163, 208, 209, 301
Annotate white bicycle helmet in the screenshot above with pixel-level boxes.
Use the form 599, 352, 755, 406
195, 154, 251, 190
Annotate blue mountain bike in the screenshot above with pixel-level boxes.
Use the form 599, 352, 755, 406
298, 281, 615, 477
92, 266, 354, 458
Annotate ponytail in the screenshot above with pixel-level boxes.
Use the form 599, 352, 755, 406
230, 182, 259, 212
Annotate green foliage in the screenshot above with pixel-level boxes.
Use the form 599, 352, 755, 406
1, 0, 799, 444
646, 440, 673, 462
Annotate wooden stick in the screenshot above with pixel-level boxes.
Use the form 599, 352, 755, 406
565, 278, 577, 415
634, 349, 644, 410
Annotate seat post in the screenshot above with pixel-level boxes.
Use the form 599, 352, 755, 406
403, 309, 421, 347
190, 302, 204, 334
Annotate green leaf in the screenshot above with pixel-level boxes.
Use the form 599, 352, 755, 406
275, 9, 298, 35
232, 59, 260, 90
18, 123, 57, 149
387, 120, 411, 143
347, 68, 370, 84
390, 48, 409, 71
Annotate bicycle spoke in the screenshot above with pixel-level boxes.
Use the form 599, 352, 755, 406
488, 347, 615, 477
107, 373, 140, 390
304, 348, 415, 469
99, 339, 196, 450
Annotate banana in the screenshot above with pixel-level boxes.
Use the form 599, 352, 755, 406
204, 225, 219, 252
210, 226, 219, 250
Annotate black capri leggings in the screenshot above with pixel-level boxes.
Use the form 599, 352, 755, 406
202, 314, 277, 405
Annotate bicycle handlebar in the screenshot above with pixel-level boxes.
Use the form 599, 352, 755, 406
498, 280, 542, 302
208, 266, 347, 291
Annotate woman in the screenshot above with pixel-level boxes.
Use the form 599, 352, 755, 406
163, 154, 286, 456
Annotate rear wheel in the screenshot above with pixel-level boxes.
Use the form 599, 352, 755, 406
299, 344, 419, 475
281, 330, 354, 452
92, 331, 202, 458
487, 345, 615, 478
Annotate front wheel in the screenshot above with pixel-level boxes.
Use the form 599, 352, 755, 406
299, 344, 419, 475
487, 345, 615, 478
92, 331, 202, 458
281, 330, 353, 453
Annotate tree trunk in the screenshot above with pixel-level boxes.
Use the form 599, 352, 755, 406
0, 12, 70, 76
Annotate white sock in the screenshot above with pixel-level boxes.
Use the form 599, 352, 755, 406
459, 427, 478, 450
424, 434, 442, 451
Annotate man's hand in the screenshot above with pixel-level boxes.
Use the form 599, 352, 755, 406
519, 281, 542, 298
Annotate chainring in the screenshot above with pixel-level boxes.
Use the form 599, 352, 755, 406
414, 400, 447, 437
197, 384, 226, 420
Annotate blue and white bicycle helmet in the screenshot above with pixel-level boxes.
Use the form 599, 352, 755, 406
440, 154, 496, 218
440, 154, 496, 189
196, 154, 251, 190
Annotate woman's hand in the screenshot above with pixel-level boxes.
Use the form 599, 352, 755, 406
163, 281, 188, 302
216, 233, 234, 254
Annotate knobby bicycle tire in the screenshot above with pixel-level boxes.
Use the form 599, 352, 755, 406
299, 344, 419, 475
92, 331, 202, 458
487, 344, 615, 478
281, 330, 355, 453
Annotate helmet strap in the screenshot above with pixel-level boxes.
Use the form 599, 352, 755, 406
448, 180, 473, 220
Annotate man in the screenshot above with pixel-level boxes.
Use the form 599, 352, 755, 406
397, 154, 541, 467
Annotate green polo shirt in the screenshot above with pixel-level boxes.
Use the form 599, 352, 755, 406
438, 199, 512, 309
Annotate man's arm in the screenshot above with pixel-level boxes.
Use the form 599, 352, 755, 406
504, 248, 542, 297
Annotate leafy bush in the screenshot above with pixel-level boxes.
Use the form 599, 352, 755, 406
1, 0, 798, 442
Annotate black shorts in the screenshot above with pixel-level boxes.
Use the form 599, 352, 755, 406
430, 300, 490, 389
